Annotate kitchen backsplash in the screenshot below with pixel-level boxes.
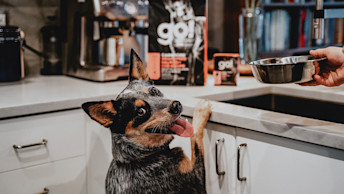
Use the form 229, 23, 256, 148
0, 0, 59, 77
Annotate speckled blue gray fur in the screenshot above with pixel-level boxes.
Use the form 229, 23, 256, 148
106, 134, 205, 194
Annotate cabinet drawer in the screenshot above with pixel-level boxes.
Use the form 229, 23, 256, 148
0, 156, 86, 194
0, 109, 85, 173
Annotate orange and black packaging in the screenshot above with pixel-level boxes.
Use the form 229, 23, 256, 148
213, 53, 240, 86
148, 0, 208, 85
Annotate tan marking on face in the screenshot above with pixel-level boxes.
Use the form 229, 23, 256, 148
135, 99, 145, 107
125, 109, 175, 147
137, 109, 173, 132
125, 121, 136, 134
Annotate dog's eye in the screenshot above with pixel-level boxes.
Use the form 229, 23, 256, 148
137, 108, 146, 116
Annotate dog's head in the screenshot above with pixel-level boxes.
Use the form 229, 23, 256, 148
82, 49, 193, 148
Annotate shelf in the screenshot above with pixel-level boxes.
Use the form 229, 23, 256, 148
260, 44, 342, 58
260, 48, 311, 58
262, 2, 344, 9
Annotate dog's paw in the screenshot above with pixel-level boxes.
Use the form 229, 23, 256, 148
194, 99, 212, 120
192, 100, 212, 135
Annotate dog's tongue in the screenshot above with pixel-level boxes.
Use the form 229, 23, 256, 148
168, 118, 193, 137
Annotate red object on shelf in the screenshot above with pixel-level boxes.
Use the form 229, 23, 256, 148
298, 9, 307, 48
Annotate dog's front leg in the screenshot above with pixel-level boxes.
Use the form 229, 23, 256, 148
178, 100, 212, 173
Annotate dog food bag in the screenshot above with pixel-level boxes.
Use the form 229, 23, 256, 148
213, 53, 240, 86
148, 0, 208, 85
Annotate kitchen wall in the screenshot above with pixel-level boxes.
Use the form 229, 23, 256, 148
208, 0, 224, 53
208, 0, 242, 54
0, 0, 59, 77
0, 0, 239, 77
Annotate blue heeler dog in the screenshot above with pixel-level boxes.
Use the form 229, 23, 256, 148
82, 49, 211, 194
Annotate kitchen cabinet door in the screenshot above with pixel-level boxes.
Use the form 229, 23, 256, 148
0, 156, 86, 194
0, 109, 85, 173
203, 122, 237, 194
85, 115, 113, 194
236, 128, 344, 194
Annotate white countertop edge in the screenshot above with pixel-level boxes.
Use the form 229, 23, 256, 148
180, 97, 344, 151
0, 95, 116, 119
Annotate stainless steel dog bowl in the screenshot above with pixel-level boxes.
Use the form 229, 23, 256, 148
249, 55, 327, 84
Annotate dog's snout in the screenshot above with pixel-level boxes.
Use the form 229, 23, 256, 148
169, 101, 182, 115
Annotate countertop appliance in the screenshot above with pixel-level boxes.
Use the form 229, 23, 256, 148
0, 26, 24, 82
61, 0, 148, 81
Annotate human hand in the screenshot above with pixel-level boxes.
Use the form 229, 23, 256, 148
300, 46, 344, 87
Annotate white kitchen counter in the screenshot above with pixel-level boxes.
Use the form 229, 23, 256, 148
1, 75, 344, 150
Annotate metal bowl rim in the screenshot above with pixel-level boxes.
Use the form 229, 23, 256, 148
249, 55, 327, 66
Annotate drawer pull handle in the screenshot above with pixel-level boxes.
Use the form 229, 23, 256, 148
13, 139, 48, 150
237, 143, 247, 181
37, 187, 49, 194
215, 138, 225, 175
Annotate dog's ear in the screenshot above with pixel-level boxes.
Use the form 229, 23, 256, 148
129, 49, 150, 81
82, 101, 117, 127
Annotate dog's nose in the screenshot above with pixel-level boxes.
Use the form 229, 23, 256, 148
169, 101, 182, 115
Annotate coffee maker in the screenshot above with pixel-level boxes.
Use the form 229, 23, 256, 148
61, 0, 148, 81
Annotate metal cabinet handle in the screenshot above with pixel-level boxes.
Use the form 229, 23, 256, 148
237, 143, 247, 181
215, 138, 225, 175
13, 139, 48, 150
37, 188, 49, 194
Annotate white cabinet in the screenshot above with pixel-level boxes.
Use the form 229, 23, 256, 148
0, 109, 86, 194
203, 123, 344, 194
85, 116, 113, 194
0, 156, 86, 194
203, 122, 237, 194
236, 128, 344, 194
